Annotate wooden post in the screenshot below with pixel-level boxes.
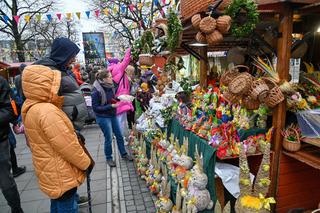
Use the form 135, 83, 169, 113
199, 47, 208, 88
270, 3, 293, 201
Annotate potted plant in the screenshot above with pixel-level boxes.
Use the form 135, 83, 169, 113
281, 124, 301, 152
139, 30, 155, 66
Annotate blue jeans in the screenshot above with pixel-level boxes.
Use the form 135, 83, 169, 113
0, 140, 23, 213
50, 192, 78, 213
96, 116, 127, 160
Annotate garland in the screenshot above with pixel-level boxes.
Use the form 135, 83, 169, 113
167, 8, 183, 53
225, 0, 259, 37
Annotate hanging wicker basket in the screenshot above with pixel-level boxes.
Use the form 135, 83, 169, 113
139, 54, 154, 66
218, 0, 232, 11
242, 96, 260, 110
220, 70, 239, 86
199, 16, 217, 34
228, 72, 253, 95
191, 14, 202, 29
216, 15, 232, 34
196, 32, 207, 43
263, 77, 285, 108
206, 30, 223, 45
249, 79, 269, 100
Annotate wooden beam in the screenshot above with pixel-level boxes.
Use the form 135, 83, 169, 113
199, 47, 208, 88
270, 2, 293, 203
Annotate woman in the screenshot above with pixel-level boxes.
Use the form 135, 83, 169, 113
107, 49, 134, 142
91, 69, 133, 167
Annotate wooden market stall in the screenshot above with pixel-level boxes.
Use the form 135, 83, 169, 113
175, 0, 320, 212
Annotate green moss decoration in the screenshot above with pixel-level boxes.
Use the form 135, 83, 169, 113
167, 8, 183, 52
225, 0, 259, 37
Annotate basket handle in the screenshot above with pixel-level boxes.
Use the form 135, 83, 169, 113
287, 127, 301, 143
262, 77, 277, 89
233, 65, 250, 73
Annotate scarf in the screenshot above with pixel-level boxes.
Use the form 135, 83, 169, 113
93, 80, 114, 105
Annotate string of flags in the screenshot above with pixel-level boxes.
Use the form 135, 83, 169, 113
0, 0, 174, 26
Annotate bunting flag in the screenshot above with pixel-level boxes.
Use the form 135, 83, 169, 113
76, 12, 81, 20
46, 14, 52, 22
85, 11, 90, 18
103, 8, 109, 16
146, 2, 151, 7
66, 13, 72, 20
121, 5, 126, 13
129, 4, 135, 12
94, 10, 100, 17
56, 13, 62, 21
137, 3, 143, 10
113, 6, 118, 14
36, 14, 42, 22
13, 15, 20, 24
162, 0, 166, 4
154, 0, 159, 6
3, 15, 9, 24
24, 15, 31, 23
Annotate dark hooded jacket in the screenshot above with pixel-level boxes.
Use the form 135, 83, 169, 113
32, 37, 88, 130
0, 76, 17, 142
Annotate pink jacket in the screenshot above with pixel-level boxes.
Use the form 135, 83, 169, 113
108, 48, 134, 115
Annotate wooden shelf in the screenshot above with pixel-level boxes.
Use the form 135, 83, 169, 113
283, 144, 320, 170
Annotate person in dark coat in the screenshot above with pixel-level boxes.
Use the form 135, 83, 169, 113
0, 76, 24, 213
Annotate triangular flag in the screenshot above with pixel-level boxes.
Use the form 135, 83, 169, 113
46, 14, 52, 22
56, 13, 62, 21
103, 8, 109, 16
66, 13, 72, 20
146, 2, 151, 7
129, 4, 135, 12
154, 0, 159, 6
85, 11, 90, 18
3, 15, 9, 24
36, 14, 41, 22
24, 15, 31, 23
137, 3, 143, 10
121, 5, 126, 13
113, 6, 118, 14
13, 16, 20, 24
94, 10, 100, 17
162, 0, 166, 4
76, 12, 81, 20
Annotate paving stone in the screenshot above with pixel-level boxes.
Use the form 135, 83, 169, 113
125, 200, 135, 206
136, 204, 146, 211
127, 205, 136, 211
20, 189, 46, 202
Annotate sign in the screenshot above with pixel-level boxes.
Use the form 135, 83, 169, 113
82, 32, 106, 65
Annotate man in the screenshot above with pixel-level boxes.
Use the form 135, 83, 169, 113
21, 65, 93, 212
0, 76, 24, 213
32, 37, 90, 205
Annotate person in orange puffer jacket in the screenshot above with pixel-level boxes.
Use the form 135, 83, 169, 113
72, 63, 84, 86
21, 65, 94, 212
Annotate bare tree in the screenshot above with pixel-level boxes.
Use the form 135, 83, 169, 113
0, 0, 54, 61
90, 0, 171, 46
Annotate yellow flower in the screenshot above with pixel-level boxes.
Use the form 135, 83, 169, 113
259, 193, 276, 211
240, 195, 263, 210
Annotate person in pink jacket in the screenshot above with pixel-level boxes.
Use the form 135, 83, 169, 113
107, 48, 134, 141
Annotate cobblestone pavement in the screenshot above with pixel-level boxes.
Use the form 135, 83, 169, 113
0, 124, 156, 213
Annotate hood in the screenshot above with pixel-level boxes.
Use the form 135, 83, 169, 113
108, 58, 119, 65
21, 65, 64, 115
49, 37, 80, 72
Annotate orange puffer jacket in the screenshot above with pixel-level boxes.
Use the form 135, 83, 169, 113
21, 65, 91, 199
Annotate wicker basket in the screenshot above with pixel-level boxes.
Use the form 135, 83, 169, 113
228, 72, 253, 95
263, 77, 285, 108
222, 90, 240, 104
283, 139, 301, 152
180, 0, 214, 20
220, 70, 239, 86
206, 30, 223, 45
218, 0, 232, 11
216, 15, 232, 34
196, 32, 207, 43
199, 16, 217, 34
191, 14, 202, 29
155, 18, 168, 26
242, 96, 260, 110
249, 79, 269, 100
139, 54, 154, 66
